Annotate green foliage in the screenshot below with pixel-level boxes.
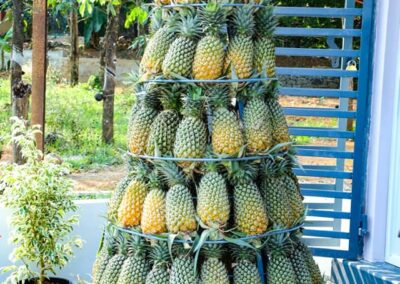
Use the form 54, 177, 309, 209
0, 28, 12, 53
124, 5, 148, 28
0, 118, 83, 284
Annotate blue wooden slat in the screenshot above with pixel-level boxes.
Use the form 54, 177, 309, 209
311, 248, 350, 258
302, 189, 352, 199
303, 229, 350, 239
307, 209, 351, 219
276, 67, 359, 77
279, 87, 358, 98
289, 127, 355, 138
275, 27, 361, 37
295, 148, 354, 159
306, 203, 335, 210
276, 47, 360, 57
274, 7, 362, 17
294, 168, 352, 179
301, 165, 338, 171
284, 107, 356, 118
300, 183, 336, 190
304, 220, 335, 227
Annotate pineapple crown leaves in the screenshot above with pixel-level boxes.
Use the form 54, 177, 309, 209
266, 230, 294, 257
265, 80, 280, 100
126, 233, 148, 258
149, 8, 164, 35
225, 161, 259, 185
147, 169, 163, 190
155, 160, 189, 188
174, 12, 202, 40
200, 1, 227, 36
149, 241, 171, 267
230, 243, 258, 263
181, 86, 206, 118
243, 81, 271, 102
255, 4, 278, 38
206, 85, 232, 110
159, 84, 185, 111
129, 158, 151, 181
135, 83, 161, 109
230, 4, 255, 38
113, 232, 129, 256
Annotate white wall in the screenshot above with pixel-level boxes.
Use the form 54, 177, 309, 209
364, 0, 400, 262
0, 200, 108, 283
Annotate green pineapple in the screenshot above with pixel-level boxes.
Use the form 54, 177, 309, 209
140, 10, 175, 77
147, 84, 182, 155
193, 1, 226, 80
128, 84, 160, 154
290, 245, 313, 284
197, 167, 230, 229
100, 235, 128, 284
92, 232, 117, 284
107, 175, 135, 221
232, 246, 262, 284
296, 239, 324, 284
260, 157, 294, 228
162, 13, 201, 78
254, 2, 277, 77
225, 5, 255, 79
174, 88, 207, 169
170, 255, 199, 284
146, 242, 171, 284
200, 243, 229, 284
243, 83, 273, 153
208, 85, 244, 156
117, 235, 150, 284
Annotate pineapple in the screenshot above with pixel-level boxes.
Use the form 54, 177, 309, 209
225, 5, 255, 79
100, 235, 128, 284
290, 246, 313, 284
266, 82, 290, 145
243, 83, 273, 153
141, 171, 167, 234
260, 158, 295, 228
146, 242, 171, 284
118, 176, 150, 227
197, 167, 230, 229
155, 0, 171, 5
128, 84, 160, 155
170, 255, 199, 284
140, 10, 175, 77
92, 233, 117, 284
174, 88, 207, 168
162, 13, 201, 78
254, 2, 277, 77
200, 243, 229, 284
266, 233, 297, 284
166, 184, 197, 234
107, 175, 134, 221
208, 85, 244, 156
296, 239, 324, 284
192, 2, 226, 80
147, 84, 182, 155
117, 235, 150, 284
232, 246, 262, 284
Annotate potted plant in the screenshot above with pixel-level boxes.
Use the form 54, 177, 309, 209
0, 118, 83, 284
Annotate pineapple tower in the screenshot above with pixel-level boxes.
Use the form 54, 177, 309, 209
93, 1, 324, 284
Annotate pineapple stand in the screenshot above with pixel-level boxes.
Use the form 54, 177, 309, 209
92, 2, 324, 283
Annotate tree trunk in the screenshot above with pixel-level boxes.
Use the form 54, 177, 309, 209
102, 6, 120, 144
69, 0, 79, 86
1, 50, 5, 71
11, 0, 30, 164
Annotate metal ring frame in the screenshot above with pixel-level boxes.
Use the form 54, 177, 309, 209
113, 223, 304, 244
147, 3, 267, 9
143, 77, 277, 84
127, 152, 274, 162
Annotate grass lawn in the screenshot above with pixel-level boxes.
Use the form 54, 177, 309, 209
0, 75, 134, 171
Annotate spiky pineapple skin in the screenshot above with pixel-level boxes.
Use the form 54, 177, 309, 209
92, 249, 110, 284
201, 258, 230, 284
117, 180, 149, 227
170, 256, 199, 284
140, 27, 175, 76
147, 110, 180, 155
193, 35, 225, 80
234, 181, 268, 235
233, 261, 262, 284
297, 241, 324, 284
162, 37, 197, 78
166, 185, 197, 233
261, 175, 294, 228
290, 247, 313, 284
254, 37, 275, 77
197, 172, 230, 228
146, 266, 170, 284
117, 256, 150, 284
225, 35, 254, 79
243, 98, 273, 152
141, 188, 167, 234
174, 117, 207, 167
128, 107, 158, 154
266, 98, 290, 145
212, 108, 244, 156
283, 174, 305, 223
267, 254, 297, 284
108, 175, 134, 220
100, 254, 126, 284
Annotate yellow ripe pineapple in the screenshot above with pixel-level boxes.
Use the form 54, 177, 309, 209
141, 171, 167, 234
193, 2, 226, 80
117, 179, 149, 227
162, 13, 201, 78
254, 2, 278, 77
225, 5, 255, 79
208, 85, 244, 156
